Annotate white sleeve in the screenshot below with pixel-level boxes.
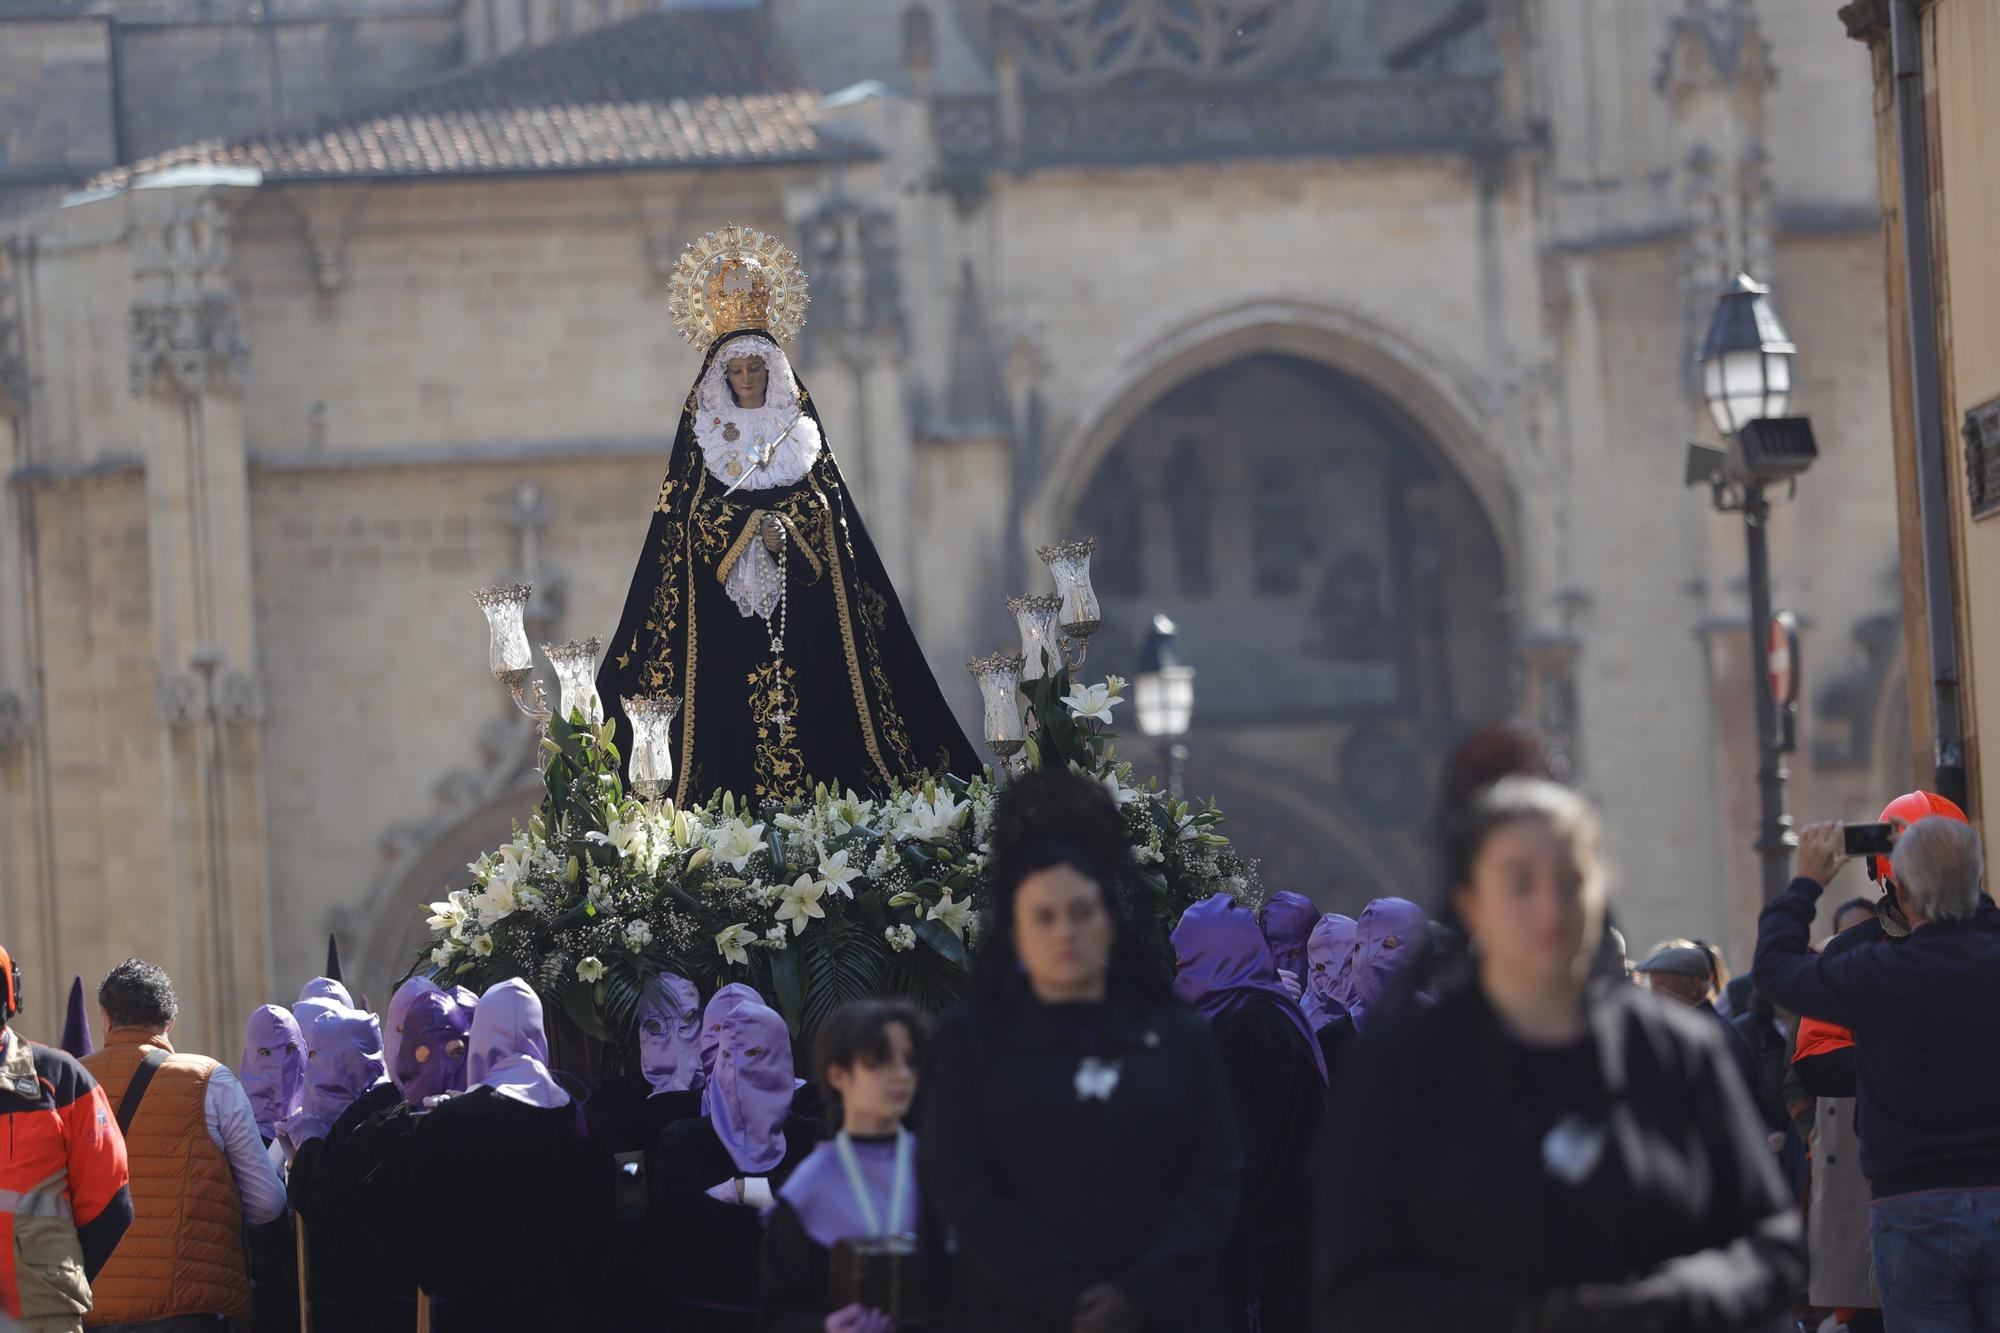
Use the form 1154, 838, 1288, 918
206, 1066, 291, 1225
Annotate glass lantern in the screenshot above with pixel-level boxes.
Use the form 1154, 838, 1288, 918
543, 636, 604, 726
1006, 594, 1065, 681
1133, 613, 1196, 738
1697, 272, 1796, 437
966, 652, 1026, 758
1037, 538, 1101, 639
622, 694, 681, 800
472, 584, 535, 687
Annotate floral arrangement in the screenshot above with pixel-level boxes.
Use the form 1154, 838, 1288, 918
418, 664, 1255, 1044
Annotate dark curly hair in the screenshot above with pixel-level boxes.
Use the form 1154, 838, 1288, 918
973, 766, 1168, 1007
98, 958, 179, 1032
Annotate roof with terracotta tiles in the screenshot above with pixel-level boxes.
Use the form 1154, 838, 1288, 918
90, 8, 869, 188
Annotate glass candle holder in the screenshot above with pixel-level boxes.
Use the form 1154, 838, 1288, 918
1036, 538, 1101, 639
472, 584, 535, 687
1006, 594, 1065, 681
622, 694, 681, 800
966, 652, 1026, 757
542, 636, 604, 726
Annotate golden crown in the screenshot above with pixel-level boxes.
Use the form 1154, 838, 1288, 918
666, 225, 810, 347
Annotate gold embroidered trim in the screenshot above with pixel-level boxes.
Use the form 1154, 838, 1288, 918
716, 513, 766, 586
674, 468, 708, 806
749, 661, 806, 803
714, 508, 826, 586
811, 471, 894, 787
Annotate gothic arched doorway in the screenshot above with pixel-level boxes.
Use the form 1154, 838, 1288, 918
1067, 352, 1513, 911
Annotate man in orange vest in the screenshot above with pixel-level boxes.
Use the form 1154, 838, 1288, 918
0, 944, 132, 1333
81, 960, 288, 1331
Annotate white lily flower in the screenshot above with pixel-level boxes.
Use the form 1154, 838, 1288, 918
585, 810, 648, 861
425, 891, 470, 934
927, 889, 972, 940
706, 818, 767, 872
576, 956, 606, 983
775, 874, 827, 936
715, 923, 755, 967
470, 933, 494, 958
827, 790, 877, 836
892, 790, 969, 843
1062, 681, 1122, 724
814, 846, 864, 899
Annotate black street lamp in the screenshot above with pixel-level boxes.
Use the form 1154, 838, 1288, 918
1133, 613, 1195, 800
1686, 273, 1819, 904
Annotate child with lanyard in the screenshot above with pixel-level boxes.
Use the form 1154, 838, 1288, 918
761, 1000, 927, 1333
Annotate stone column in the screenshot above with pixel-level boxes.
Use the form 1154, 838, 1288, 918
129, 185, 272, 1052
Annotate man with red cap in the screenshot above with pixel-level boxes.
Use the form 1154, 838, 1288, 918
1753, 794, 2000, 1328
1786, 792, 1987, 1330
0, 944, 134, 1332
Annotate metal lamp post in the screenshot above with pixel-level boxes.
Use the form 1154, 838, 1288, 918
1686, 273, 1819, 904
1132, 613, 1195, 800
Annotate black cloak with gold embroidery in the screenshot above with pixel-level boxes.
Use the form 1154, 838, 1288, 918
597, 330, 980, 806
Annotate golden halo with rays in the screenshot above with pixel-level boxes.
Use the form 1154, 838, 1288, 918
665, 224, 811, 348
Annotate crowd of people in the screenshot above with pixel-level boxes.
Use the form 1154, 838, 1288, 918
0, 730, 1992, 1332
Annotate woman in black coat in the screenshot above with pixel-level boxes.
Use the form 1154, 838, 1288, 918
922, 767, 1244, 1333
1313, 768, 1805, 1332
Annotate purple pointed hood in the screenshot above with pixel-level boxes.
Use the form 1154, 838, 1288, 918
1352, 897, 1430, 1023
241, 1005, 304, 1137
60, 977, 94, 1060
1172, 895, 1326, 1081
299, 1002, 388, 1124
467, 979, 568, 1109
710, 1000, 794, 1174
386, 976, 476, 1106
639, 972, 704, 1095
298, 977, 353, 1008
1259, 892, 1318, 980
1303, 914, 1359, 1029
698, 983, 763, 1115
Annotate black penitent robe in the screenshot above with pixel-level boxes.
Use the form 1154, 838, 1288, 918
649, 1111, 821, 1330
1212, 998, 1324, 1333
404, 1088, 616, 1332
597, 330, 979, 807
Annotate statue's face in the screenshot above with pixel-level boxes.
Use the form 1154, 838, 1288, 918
726, 356, 769, 409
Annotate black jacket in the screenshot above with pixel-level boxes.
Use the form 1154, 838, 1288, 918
1314, 980, 1802, 1332
921, 991, 1244, 1332
1753, 874, 2000, 1197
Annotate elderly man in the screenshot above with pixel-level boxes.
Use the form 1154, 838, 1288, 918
82, 960, 288, 1332
1753, 816, 2000, 1330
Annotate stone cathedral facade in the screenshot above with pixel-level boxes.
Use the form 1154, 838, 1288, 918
0, 0, 1913, 1047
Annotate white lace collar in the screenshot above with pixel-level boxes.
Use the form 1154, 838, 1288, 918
692, 335, 823, 492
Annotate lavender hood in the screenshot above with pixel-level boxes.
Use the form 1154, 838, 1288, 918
467, 979, 569, 1109
1172, 895, 1326, 1081
639, 972, 704, 1095
240, 1005, 304, 1137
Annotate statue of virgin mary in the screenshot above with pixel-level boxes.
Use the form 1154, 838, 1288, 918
596, 226, 979, 806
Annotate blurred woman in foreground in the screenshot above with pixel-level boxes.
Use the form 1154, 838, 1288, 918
1314, 771, 1803, 1332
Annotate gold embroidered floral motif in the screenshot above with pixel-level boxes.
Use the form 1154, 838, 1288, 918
856, 583, 918, 772
809, 473, 895, 788
748, 662, 806, 803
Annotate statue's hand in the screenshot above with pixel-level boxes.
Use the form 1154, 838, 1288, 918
758, 512, 786, 554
